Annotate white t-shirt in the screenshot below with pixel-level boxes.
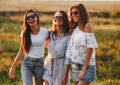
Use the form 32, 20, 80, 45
22, 27, 48, 58
66, 26, 98, 65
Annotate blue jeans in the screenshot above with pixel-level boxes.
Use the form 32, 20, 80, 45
21, 56, 45, 85
72, 62, 96, 83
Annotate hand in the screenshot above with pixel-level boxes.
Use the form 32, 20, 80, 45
78, 70, 85, 80
9, 68, 15, 79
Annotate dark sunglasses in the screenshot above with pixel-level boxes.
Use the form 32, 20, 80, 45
26, 14, 36, 20
71, 11, 79, 16
54, 16, 64, 20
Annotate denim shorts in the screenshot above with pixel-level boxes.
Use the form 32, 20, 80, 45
21, 56, 45, 85
71, 62, 96, 83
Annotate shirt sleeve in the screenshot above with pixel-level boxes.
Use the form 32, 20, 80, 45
86, 33, 98, 48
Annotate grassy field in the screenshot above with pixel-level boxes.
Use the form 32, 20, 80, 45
0, 1, 120, 85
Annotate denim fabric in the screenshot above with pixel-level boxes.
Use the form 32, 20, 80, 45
21, 56, 45, 85
71, 62, 96, 83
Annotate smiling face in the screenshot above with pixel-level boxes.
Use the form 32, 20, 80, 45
54, 12, 64, 26
71, 7, 80, 23
26, 12, 38, 27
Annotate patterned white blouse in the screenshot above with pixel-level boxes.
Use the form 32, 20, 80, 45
66, 26, 98, 66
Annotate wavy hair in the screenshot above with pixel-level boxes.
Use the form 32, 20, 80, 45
22, 9, 40, 53
68, 3, 89, 33
52, 10, 70, 34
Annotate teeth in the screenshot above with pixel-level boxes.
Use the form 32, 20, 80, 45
29, 21, 34, 23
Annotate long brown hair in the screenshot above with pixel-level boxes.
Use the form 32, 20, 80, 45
52, 10, 70, 34
68, 3, 89, 33
22, 9, 40, 53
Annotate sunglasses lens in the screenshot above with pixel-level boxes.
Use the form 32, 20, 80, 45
26, 14, 36, 20
71, 11, 79, 15
54, 16, 63, 20
31, 15, 36, 18
26, 16, 30, 20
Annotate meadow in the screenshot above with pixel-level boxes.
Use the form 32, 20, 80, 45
0, 1, 120, 85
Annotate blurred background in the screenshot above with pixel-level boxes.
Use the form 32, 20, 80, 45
0, 0, 120, 85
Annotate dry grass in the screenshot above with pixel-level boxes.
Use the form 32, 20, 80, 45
94, 25, 120, 30
0, 33, 20, 43
0, 1, 120, 12
0, 55, 13, 72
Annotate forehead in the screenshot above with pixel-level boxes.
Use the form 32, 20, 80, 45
55, 12, 63, 16
71, 7, 78, 12
26, 12, 35, 16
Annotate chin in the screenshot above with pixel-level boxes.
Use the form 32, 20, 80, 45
55, 23, 62, 26
74, 20, 78, 23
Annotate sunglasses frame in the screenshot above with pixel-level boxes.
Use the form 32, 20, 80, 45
53, 16, 64, 20
71, 11, 79, 16
26, 14, 36, 20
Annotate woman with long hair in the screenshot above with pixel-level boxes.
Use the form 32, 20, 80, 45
42, 10, 70, 85
9, 9, 48, 85
63, 3, 98, 85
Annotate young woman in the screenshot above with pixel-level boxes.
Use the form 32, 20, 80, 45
9, 9, 48, 85
42, 10, 70, 85
63, 3, 98, 85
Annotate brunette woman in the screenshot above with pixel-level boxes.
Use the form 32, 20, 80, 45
63, 3, 98, 85
43, 10, 70, 85
9, 9, 48, 85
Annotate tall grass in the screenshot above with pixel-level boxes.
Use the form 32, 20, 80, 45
0, 11, 120, 85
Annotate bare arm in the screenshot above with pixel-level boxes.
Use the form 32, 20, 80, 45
10, 45, 23, 70
44, 38, 49, 48
62, 64, 70, 85
78, 23, 94, 79
9, 39, 24, 78
83, 48, 93, 70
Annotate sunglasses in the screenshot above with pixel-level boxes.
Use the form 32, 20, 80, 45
54, 16, 64, 20
71, 11, 79, 16
26, 14, 36, 20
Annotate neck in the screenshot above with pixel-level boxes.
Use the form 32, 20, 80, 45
55, 26, 63, 37
31, 25, 40, 35
78, 22, 83, 30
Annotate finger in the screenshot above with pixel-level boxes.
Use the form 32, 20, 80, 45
78, 74, 82, 79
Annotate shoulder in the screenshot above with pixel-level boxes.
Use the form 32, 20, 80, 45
63, 33, 71, 40
84, 23, 93, 33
